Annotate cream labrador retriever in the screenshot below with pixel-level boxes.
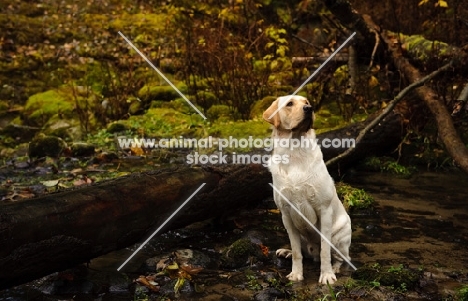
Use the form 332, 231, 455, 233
263, 95, 351, 285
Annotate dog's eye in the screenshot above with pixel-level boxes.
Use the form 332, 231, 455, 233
286, 101, 293, 107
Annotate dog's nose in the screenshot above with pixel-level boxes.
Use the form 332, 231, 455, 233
303, 105, 313, 113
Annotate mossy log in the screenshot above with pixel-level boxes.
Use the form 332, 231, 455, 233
0, 115, 404, 289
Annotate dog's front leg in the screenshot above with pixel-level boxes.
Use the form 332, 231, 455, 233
318, 206, 337, 285
281, 213, 304, 281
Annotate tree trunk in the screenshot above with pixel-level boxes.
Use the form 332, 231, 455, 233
322, 0, 468, 173
360, 15, 468, 173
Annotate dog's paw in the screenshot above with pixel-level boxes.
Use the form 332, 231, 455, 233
319, 271, 337, 285
276, 248, 292, 258
332, 265, 341, 274
286, 271, 304, 281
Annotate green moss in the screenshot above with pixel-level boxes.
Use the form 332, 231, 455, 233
161, 98, 204, 116
137, 82, 187, 102
121, 107, 205, 137
195, 91, 217, 110
458, 285, 468, 301
108, 13, 169, 34
221, 238, 264, 269
107, 122, 128, 134
0, 100, 9, 113
24, 90, 75, 126
335, 182, 374, 210
207, 104, 236, 120
249, 96, 277, 119
361, 157, 415, 178
207, 119, 270, 141
28, 135, 67, 158
227, 238, 257, 258
352, 263, 421, 292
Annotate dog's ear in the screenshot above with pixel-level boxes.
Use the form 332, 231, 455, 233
263, 100, 281, 128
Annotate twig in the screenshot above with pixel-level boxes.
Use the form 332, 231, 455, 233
368, 27, 380, 70
345, 44, 357, 96
457, 83, 468, 101
325, 60, 453, 167
291, 34, 322, 51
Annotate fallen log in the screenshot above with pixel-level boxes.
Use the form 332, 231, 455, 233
0, 114, 404, 289
0, 165, 271, 290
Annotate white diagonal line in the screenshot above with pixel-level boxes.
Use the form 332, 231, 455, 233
269, 183, 357, 270
117, 183, 206, 271
118, 31, 207, 120
268, 32, 356, 120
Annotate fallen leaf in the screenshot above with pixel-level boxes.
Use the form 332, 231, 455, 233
130, 147, 145, 156
135, 275, 159, 292
259, 244, 269, 256
180, 264, 203, 275
42, 180, 59, 187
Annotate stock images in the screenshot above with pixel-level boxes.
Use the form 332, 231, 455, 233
1, 1, 467, 301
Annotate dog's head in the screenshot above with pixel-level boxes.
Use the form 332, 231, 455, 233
263, 95, 314, 133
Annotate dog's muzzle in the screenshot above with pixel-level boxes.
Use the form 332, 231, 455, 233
303, 105, 313, 114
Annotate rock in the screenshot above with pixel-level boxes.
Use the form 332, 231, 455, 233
1, 124, 41, 143
254, 287, 284, 301
23, 90, 74, 126
137, 82, 187, 102
70, 142, 95, 157
220, 238, 265, 269
159, 278, 194, 297
128, 97, 144, 115
107, 122, 127, 133
44, 118, 83, 141
28, 135, 67, 158
107, 273, 132, 293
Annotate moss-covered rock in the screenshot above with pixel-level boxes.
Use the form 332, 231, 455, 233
128, 98, 144, 115
28, 135, 67, 158
137, 82, 188, 102
207, 105, 235, 120
250, 96, 277, 119
1, 124, 40, 143
43, 118, 83, 141
221, 238, 265, 269
24, 90, 75, 126
121, 107, 205, 137
70, 142, 95, 157
107, 122, 128, 134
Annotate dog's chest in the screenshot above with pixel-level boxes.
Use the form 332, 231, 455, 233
270, 155, 335, 211
272, 168, 322, 208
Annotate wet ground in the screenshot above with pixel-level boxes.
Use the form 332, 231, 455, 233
1, 170, 467, 300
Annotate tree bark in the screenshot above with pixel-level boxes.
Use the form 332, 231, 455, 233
0, 114, 406, 289
363, 16, 468, 173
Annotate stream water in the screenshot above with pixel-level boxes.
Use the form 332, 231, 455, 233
1, 170, 467, 300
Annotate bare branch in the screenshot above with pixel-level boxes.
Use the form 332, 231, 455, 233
326, 61, 453, 167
